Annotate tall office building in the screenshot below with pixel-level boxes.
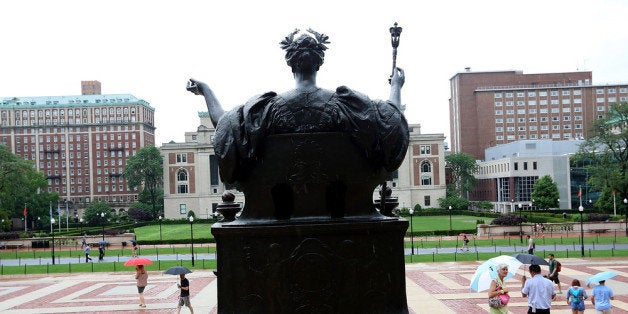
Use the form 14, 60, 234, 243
0, 81, 155, 216
449, 70, 628, 160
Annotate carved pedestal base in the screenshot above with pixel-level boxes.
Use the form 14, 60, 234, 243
212, 218, 409, 313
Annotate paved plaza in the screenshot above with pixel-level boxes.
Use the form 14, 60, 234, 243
0, 257, 626, 313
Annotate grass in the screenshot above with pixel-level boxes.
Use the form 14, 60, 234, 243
406, 215, 488, 231
405, 248, 628, 263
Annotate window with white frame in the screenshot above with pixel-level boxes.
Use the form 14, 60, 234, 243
506, 93, 513, 98
608, 88, 616, 93
551, 99, 559, 104
516, 92, 525, 97
420, 145, 431, 155
597, 106, 605, 111
528, 100, 537, 106
551, 91, 559, 96
529, 117, 537, 122
540, 108, 548, 114
563, 116, 571, 121
529, 109, 537, 114
552, 125, 560, 130
540, 134, 549, 139
552, 133, 561, 138
562, 99, 571, 105
574, 90, 582, 95
496, 135, 504, 140
530, 134, 538, 139
495, 101, 503, 106
528, 92, 536, 97
507, 135, 515, 140
496, 127, 503, 132
596, 89, 604, 94
551, 108, 559, 113
562, 90, 570, 96
563, 124, 571, 129
506, 110, 514, 114
530, 125, 537, 131
495, 110, 503, 115
575, 124, 582, 129
517, 109, 526, 114
495, 118, 503, 123
620, 88, 627, 93
562, 108, 571, 113
540, 100, 548, 105
564, 133, 572, 138
507, 126, 515, 131
506, 101, 514, 106
574, 116, 582, 121
176, 153, 187, 163
494, 93, 502, 98
539, 91, 548, 97
177, 169, 189, 193
541, 125, 549, 130
518, 135, 527, 139
608, 97, 616, 102
506, 118, 515, 123
517, 101, 525, 106
518, 117, 525, 123
574, 98, 582, 104
552, 116, 559, 121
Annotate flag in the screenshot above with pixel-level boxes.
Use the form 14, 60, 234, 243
23, 205, 27, 217
578, 187, 582, 198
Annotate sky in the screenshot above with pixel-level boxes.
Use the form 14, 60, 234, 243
1, 0, 628, 146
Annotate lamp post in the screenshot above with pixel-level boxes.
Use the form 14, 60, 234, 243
408, 208, 414, 258
79, 218, 84, 235
448, 206, 452, 236
579, 205, 584, 257
518, 203, 523, 243
624, 198, 628, 238
158, 216, 163, 241
51, 218, 56, 265
100, 212, 105, 241
189, 216, 195, 266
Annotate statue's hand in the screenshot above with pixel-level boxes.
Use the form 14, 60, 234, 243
391, 67, 405, 88
186, 78, 205, 96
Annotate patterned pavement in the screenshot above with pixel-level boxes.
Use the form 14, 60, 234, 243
0, 258, 626, 313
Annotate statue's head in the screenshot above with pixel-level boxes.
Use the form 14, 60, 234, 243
281, 29, 330, 74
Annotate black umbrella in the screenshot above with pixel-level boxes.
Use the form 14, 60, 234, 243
163, 266, 192, 275
98, 240, 108, 246
512, 253, 548, 266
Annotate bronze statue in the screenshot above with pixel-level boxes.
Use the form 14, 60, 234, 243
187, 29, 409, 185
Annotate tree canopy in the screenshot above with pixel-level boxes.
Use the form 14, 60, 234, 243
0, 144, 55, 224
530, 175, 559, 209
574, 103, 628, 212
122, 146, 163, 215
445, 152, 478, 198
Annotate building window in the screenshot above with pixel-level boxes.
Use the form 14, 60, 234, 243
179, 204, 187, 214
421, 174, 432, 186
494, 93, 502, 98
421, 160, 431, 173
420, 145, 431, 155
177, 169, 189, 194
514, 162, 518, 170
424, 195, 431, 206
176, 153, 187, 163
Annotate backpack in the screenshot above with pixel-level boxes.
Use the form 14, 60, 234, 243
556, 261, 562, 272
570, 287, 583, 305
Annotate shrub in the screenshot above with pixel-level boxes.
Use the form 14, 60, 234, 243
587, 213, 610, 222
491, 214, 525, 226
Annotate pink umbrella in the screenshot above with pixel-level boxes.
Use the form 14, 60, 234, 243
124, 257, 153, 266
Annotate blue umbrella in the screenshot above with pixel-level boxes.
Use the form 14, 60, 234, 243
470, 255, 523, 292
586, 271, 618, 285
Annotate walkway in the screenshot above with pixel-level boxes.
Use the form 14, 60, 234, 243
0, 258, 627, 313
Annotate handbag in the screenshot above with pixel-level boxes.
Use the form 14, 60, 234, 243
488, 284, 509, 308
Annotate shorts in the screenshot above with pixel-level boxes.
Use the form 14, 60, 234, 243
137, 286, 146, 293
570, 301, 585, 311
549, 274, 560, 283
178, 296, 191, 307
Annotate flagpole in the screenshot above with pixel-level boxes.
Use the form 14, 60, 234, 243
24, 203, 27, 232
57, 202, 61, 232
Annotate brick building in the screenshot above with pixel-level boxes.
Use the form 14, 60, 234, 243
449, 70, 628, 160
0, 81, 155, 217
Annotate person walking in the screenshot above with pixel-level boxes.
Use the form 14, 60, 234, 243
135, 265, 148, 308
488, 263, 511, 314
81, 235, 87, 249
522, 264, 556, 314
462, 235, 470, 252
527, 235, 535, 254
548, 253, 562, 293
132, 242, 137, 257
98, 245, 105, 262
177, 273, 194, 314
591, 280, 614, 314
84, 245, 92, 262
566, 279, 587, 314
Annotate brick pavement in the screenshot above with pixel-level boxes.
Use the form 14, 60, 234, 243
0, 258, 626, 313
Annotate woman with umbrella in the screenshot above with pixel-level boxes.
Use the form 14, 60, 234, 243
135, 264, 148, 307
488, 263, 511, 313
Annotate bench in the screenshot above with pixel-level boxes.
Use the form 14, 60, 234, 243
0, 243, 24, 249
591, 229, 609, 234
504, 231, 521, 236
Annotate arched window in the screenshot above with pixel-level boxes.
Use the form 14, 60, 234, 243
177, 169, 189, 193
420, 161, 433, 186
421, 160, 431, 173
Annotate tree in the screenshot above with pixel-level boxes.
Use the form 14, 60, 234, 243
445, 152, 478, 198
127, 202, 154, 221
122, 146, 163, 215
83, 201, 113, 226
530, 175, 559, 210
575, 103, 628, 205
0, 144, 52, 223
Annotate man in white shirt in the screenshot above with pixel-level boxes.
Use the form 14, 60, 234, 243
522, 264, 555, 314
527, 235, 535, 254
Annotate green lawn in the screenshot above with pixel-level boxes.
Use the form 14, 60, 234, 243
135, 223, 214, 241
406, 215, 488, 232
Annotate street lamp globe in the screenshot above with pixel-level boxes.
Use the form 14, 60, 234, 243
189, 216, 194, 223
51, 218, 56, 224
409, 209, 414, 215
624, 198, 627, 204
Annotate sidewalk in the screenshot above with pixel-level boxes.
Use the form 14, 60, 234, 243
0, 258, 626, 313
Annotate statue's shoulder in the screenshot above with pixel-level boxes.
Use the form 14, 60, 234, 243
334, 85, 372, 103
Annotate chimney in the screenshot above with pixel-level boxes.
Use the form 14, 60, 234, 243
81, 80, 102, 95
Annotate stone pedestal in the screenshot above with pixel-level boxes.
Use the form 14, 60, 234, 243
212, 218, 409, 313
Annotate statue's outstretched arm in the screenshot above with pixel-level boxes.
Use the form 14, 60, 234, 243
388, 67, 405, 109
187, 79, 225, 127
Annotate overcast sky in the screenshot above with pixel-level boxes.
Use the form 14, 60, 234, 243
2, 0, 627, 146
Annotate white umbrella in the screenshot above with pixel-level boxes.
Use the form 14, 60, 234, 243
470, 255, 523, 292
